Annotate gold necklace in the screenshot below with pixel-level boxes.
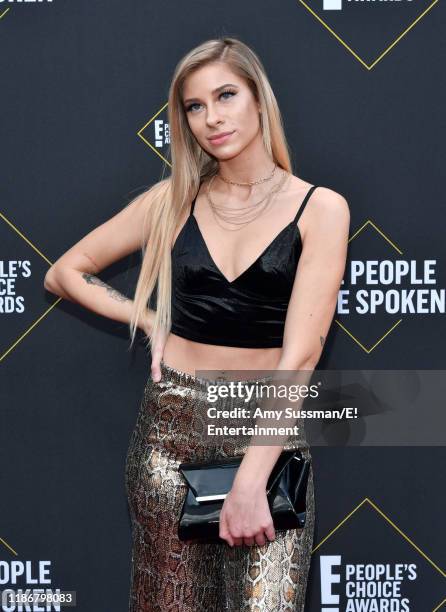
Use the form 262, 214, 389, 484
206, 169, 290, 232
217, 163, 277, 186
208, 163, 279, 218
206, 174, 277, 218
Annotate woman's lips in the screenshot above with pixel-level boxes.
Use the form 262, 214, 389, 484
208, 131, 234, 145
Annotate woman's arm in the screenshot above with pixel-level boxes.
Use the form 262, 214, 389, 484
44, 192, 154, 335
219, 187, 350, 546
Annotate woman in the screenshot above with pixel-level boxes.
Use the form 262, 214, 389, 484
44, 37, 349, 611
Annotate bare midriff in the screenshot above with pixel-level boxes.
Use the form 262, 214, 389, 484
162, 332, 282, 376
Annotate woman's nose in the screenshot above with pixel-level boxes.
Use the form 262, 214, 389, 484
206, 105, 223, 126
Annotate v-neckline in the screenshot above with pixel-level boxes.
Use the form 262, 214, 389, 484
190, 214, 302, 286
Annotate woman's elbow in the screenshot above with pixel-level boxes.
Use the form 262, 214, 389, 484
44, 265, 62, 295
280, 349, 320, 371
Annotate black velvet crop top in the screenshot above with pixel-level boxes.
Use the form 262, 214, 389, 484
170, 184, 318, 348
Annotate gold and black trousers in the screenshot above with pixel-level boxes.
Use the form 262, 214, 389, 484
125, 361, 315, 611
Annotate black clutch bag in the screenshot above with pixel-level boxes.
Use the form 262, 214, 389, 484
177, 449, 311, 542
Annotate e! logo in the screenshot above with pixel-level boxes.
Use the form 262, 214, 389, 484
323, 0, 342, 9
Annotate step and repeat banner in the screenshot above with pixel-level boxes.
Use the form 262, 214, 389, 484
0, 1, 444, 611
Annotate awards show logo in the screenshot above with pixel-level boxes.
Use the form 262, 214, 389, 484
0, 212, 60, 363
313, 499, 446, 611
137, 103, 171, 166
0, 260, 30, 314
320, 556, 417, 610
336, 220, 445, 352
0, 536, 75, 612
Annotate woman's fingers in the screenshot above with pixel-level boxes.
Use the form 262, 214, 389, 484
151, 358, 162, 382
264, 523, 276, 542
219, 512, 234, 547
151, 333, 167, 382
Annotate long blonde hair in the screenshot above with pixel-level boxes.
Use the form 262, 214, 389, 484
129, 36, 294, 351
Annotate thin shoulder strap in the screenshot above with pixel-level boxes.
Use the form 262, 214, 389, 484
190, 195, 197, 216
190, 181, 202, 216
293, 185, 318, 224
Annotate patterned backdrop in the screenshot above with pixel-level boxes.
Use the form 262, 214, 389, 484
0, 1, 444, 610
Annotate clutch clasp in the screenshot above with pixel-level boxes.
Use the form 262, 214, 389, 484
195, 493, 227, 502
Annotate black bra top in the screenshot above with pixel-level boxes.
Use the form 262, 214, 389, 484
170, 184, 318, 348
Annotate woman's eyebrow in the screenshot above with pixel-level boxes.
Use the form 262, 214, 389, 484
183, 83, 238, 105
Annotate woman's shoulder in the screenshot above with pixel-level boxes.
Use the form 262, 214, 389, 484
289, 175, 350, 242
312, 187, 350, 225
290, 175, 349, 219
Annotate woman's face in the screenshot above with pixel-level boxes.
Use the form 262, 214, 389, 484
182, 62, 262, 160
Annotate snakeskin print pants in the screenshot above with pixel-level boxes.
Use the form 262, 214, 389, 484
125, 361, 315, 611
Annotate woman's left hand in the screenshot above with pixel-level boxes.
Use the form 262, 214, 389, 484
219, 480, 276, 547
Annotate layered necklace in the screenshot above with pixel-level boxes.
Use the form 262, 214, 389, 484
205, 163, 290, 232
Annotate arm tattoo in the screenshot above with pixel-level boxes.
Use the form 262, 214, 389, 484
82, 273, 130, 303
320, 336, 325, 347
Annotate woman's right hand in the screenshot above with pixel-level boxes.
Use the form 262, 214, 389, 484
140, 310, 168, 383
150, 326, 168, 382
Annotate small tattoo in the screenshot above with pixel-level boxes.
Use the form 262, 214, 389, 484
82, 273, 130, 302
320, 336, 325, 347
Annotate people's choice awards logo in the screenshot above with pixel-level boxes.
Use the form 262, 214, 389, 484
0, 560, 76, 610
335, 220, 445, 353
0, 212, 59, 364
137, 103, 171, 166
313, 499, 445, 611
320, 556, 417, 610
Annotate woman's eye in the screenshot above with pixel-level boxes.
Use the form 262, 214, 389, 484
186, 103, 200, 112
220, 90, 236, 100
185, 90, 236, 113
